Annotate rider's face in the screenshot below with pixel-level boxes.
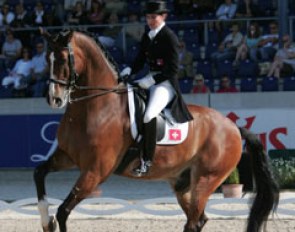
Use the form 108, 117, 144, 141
146, 14, 165, 30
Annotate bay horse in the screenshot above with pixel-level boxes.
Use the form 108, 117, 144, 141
34, 30, 279, 232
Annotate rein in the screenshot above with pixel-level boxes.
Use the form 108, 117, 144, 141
69, 84, 128, 103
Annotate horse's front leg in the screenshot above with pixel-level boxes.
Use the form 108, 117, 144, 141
56, 170, 101, 232
34, 148, 74, 232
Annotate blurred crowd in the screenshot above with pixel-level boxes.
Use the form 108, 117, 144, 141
0, 0, 295, 98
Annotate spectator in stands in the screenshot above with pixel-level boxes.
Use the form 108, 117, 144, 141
211, 22, 243, 64
0, 29, 22, 70
191, 74, 210, 93
98, 12, 122, 48
27, 41, 48, 97
0, 2, 15, 27
177, 40, 194, 79
267, 35, 295, 78
11, 3, 31, 47
235, 0, 259, 18
104, 0, 126, 16
67, 1, 88, 25
233, 22, 261, 65
31, 1, 49, 27
215, 0, 237, 20
52, 0, 66, 25
256, 21, 279, 61
216, 74, 238, 93
87, 0, 105, 25
1, 47, 32, 95
122, 12, 145, 48
11, 3, 31, 28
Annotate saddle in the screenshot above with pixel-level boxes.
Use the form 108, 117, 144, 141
127, 84, 188, 145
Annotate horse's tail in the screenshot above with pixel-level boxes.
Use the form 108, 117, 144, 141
239, 127, 279, 232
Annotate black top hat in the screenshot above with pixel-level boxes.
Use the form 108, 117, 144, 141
144, 1, 169, 14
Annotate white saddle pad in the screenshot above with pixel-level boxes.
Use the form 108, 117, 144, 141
127, 84, 189, 145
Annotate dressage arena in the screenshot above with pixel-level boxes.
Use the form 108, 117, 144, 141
0, 170, 294, 232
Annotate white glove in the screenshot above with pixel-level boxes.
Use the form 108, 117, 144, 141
120, 67, 131, 77
136, 74, 156, 89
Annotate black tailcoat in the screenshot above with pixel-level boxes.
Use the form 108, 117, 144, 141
130, 25, 193, 123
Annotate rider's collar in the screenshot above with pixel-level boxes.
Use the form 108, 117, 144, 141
148, 22, 165, 40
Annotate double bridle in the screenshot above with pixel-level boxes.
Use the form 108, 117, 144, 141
49, 42, 127, 103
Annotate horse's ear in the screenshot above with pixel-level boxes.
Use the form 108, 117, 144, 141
59, 30, 74, 43
40, 27, 51, 40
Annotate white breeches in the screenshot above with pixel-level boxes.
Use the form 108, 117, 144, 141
144, 80, 175, 123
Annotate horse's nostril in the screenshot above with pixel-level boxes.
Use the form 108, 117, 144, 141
54, 97, 62, 107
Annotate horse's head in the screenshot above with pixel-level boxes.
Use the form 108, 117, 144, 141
42, 28, 120, 108
43, 29, 78, 108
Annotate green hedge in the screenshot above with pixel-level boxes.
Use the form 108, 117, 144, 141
269, 149, 295, 189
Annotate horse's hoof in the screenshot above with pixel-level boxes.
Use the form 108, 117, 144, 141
43, 216, 57, 232
49, 216, 57, 232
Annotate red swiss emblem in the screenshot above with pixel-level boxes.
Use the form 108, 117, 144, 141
169, 129, 181, 141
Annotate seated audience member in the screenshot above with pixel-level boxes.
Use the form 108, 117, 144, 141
98, 12, 121, 48
215, 0, 237, 20
177, 40, 194, 79
123, 12, 145, 47
11, 3, 31, 28
1, 47, 32, 93
0, 29, 22, 70
87, 0, 105, 25
52, 0, 66, 25
235, 0, 259, 18
233, 22, 261, 65
27, 41, 48, 97
64, 0, 90, 11
192, 74, 210, 93
31, 1, 49, 27
216, 74, 239, 93
0, 2, 15, 27
256, 21, 279, 61
211, 23, 243, 64
11, 3, 31, 47
67, 1, 88, 25
267, 35, 295, 78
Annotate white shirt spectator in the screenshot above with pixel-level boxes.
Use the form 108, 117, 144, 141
2, 38, 22, 58
0, 11, 15, 26
31, 52, 47, 73
216, 1, 237, 20
13, 59, 33, 76
2, 58, 33, 89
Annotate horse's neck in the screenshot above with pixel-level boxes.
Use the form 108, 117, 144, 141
86, 44, 118, 87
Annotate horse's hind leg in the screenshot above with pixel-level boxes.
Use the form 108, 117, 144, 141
170, 167, 219, 232
34, 147, 75, 232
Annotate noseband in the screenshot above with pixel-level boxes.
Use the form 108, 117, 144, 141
49, 42, 127, 103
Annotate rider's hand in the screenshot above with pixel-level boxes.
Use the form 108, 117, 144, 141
136, 74, 155, 89
120, 67, 131, 78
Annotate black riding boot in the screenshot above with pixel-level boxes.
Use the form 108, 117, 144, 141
133, 118, 157, 176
